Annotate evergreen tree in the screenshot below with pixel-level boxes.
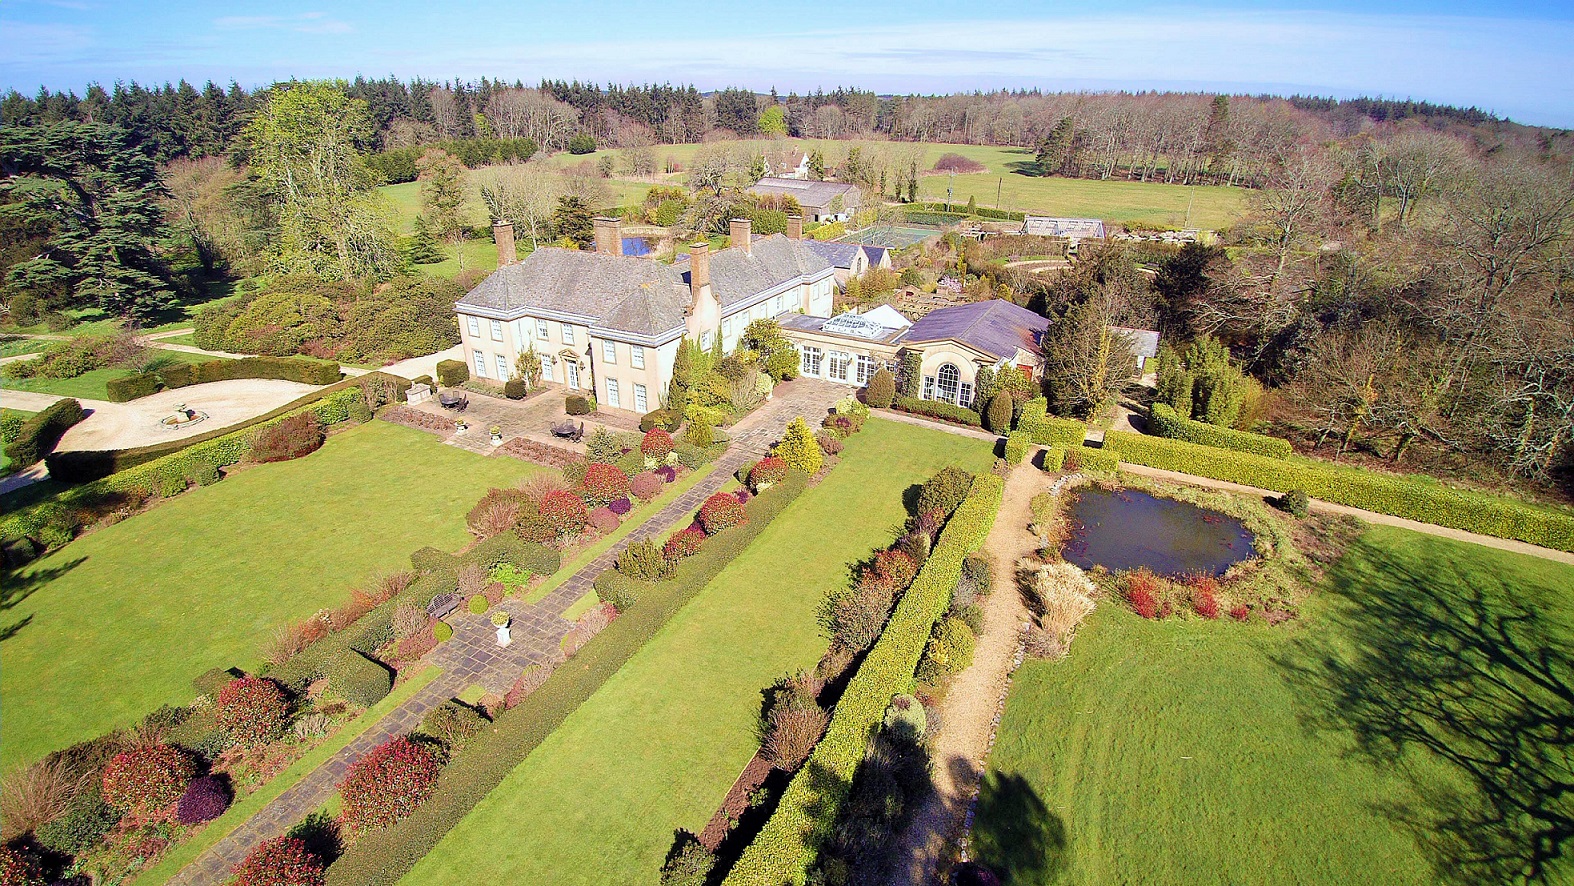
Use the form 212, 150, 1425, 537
1153, 345, 1193, 414
984, 390, 1014, 433
551, 195, 594, 249
1, 121, 180, 319
774, 416, 823, 475
666, 336, 697, 417
407, 215, 446, 264
865, 367, 896, 408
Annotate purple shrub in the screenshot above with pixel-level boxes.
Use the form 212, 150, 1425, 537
734, 489, 751, 504
609, 497, 633, 516
656, 465, 678, 482
176, 775, 231, 825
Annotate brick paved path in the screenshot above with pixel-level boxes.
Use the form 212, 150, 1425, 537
167, 379, 844, 885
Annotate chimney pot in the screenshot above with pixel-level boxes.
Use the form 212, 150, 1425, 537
492, 221, 517, 266
786, 214, 803, 241
688, 242, 711, 296
730, 218, 752, 256
593, 216, 623, 256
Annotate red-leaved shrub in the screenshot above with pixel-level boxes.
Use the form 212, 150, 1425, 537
578, 463, 630, 507
1229, 604, 1251, 622
640, 428, 674, 461
629, 471, 664, 500
697, 492, 747, 535
337, 736, 441, 835
250, 414, 325, 463
232, 836, 324, 886
176, 775, 232, 824
749, 457, 787, 490
870, 549, 918, 591
102, 743, 196, 815
1193, 589, 1220, 619
663, 525, 706, 561
0, 845, 44, 886
538, 489, 589, 535
1122, 568, 1163, 619
588, 506, 620, 534
216, 677, 289, 748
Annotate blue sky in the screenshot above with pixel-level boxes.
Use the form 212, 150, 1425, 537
5, 0, 1573, 127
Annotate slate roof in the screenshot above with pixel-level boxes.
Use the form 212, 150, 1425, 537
903, 299, 1049, 361
673, 234, 833, 309
860, 245, 889, 266
747, 177, 861, 210
1110, 325, 1161, 359
801, 240, 862, 269
456, 247, 691, 337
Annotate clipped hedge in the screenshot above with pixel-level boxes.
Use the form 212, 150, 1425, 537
324, 469, 812, 886
727, 474, 1004, 885
436, 359, 468, 387
43, 372, 394, 484
1106, 430, 1574, 553
1049, 444, 1120, 474
1020, 413, 1086, 448
8, 397, 85, 466
105, 356, 342, 402
1148, 403, 1291, 459
891, 396, 981, 427
1002, 432, 1028, 466
326, 650, 394, 707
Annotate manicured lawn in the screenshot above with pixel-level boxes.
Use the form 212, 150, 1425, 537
974, 525, 1574, 884
0, 338, 51, 358
402, 417, 994, 885
0, 421, 540, 770
1, 350, 210, 400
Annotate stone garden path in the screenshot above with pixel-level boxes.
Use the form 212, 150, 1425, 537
166, 379, 845, 885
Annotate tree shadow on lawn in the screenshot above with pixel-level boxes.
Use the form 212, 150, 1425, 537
971, 771, 1067, 883
1278, 537, 1574, 884
0, 555, 85, 643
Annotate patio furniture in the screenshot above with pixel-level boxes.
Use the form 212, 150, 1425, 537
548, 420, 586, 442
426, 593, 460, 620
571, 421, 585, 443
438, 392, 468, 411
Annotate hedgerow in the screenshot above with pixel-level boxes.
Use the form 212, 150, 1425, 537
725, 474, 1003, 884
1019, 413, 1086, 447
1002, 432, 1028, 466
322, 471, 811, 886
1147, 403, 1292, 459
1105, 430, 1574, 552
1048, 444, 1120, 474
7, 397, 85, 466
105, 356, 342, 402
891, 396, 981, 427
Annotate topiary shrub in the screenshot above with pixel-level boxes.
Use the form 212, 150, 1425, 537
915, 616, 976, 683
503, 378, 527, 400
630, 472, 664, 501
1003, 432, 1028, 466
616, 538, 672, 582
578, 463, 631, 507
7, 397, 85, 466
326, 650, 393, 707
101, 743, 196, 814
663, 525, 706, 561
697, 492, 747, 535
106, 371, 161, 402
216, 677, 290, 748
918, 466, 974, 517
1278, 488, 1310, 519
435, 359, 468, 387
232, 835, 325, 886
433, 622, 453, 642
250, 413, 325, 463
984, 390, 1013, 433
467, 595, 488, 615
864, 368, 896, 409
564, 394, 592, 415
176, 775, 232, 824
337, 736, 442, 835
539, 489, 589, 535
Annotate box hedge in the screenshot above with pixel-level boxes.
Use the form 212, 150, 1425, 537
1041, 447, 1065, 472
436, 359, 469, 387
892, 396, 981, 427
1002, 432, 1029, 466
105, 356, 341, 403
1148, 403, 1292, 459
8, 397, 85, 466
326, 650, 394, 707
1106, 430, 1574, 553
323, 468, 812, 886
1019, 413, 1086, 448
725, 474, 1003, 885
1048, 444, 1120, 474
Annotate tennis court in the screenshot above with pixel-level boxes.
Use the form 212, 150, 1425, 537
836, 225, 943, 248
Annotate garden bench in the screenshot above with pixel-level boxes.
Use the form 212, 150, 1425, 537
426, 593, 460, 620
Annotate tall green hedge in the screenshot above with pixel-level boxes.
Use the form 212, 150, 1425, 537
1002, 432, 1029, 466
1148, 403, 1292, 459
1106, 430, 1574, 553
725, 473, 1004, 885
323, 470, 811, 886
104, 356, 341, 402
1048, 444, 1120, 473
1020, 413, 1086, 447
7, 398, 85, 466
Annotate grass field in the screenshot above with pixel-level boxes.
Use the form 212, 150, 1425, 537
1, 349, 211, 401
974, 525, 1574, 885
402, 417, 994, 885
0, 421, 539, 770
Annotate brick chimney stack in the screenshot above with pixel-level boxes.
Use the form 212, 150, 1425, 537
593, 217, 623, 256
786, 214, 803, 241
730, 218, 752, 256
688, 242, 710, 295
492, 221, 517, 266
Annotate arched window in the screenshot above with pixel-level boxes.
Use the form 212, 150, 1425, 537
937, 363, 961, 404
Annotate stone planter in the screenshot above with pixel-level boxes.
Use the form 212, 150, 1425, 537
495, 623, 512, 647
490, 433, 504, 446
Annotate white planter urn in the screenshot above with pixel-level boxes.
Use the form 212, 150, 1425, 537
495, 623, 512, 647
490, 434, 503, 446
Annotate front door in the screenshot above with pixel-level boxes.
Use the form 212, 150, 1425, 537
565, 361, 580, 390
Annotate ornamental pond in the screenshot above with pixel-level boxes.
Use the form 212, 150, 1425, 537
1061, 487, 1256, 577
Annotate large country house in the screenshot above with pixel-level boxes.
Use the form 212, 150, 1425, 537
455, 217, 835, 414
